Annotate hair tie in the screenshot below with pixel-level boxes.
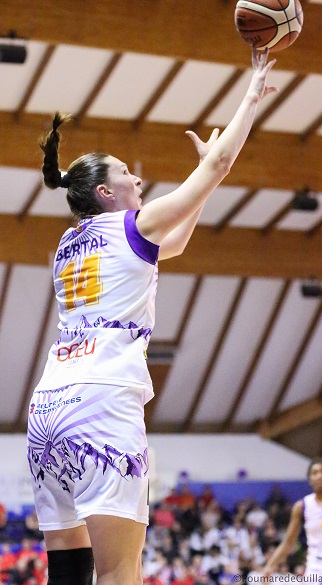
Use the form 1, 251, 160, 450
60, 172, 70, 189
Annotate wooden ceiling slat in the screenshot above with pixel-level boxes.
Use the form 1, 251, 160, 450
13, 285, 55, 431
222, 279, 291, 431
74, 53, 122, 125
258, 395, 322, 439
1, 113, 322, 192
261, 201, 293, 235
173, 276, 203, 346
214, 189, 258, 232
250, 74, 306, 133
144, 364, 172, 432
191, 69, 244, 132
133, 61, 184, 131
0, 264, 13, 322
182, 278, 247, 431
307, 219, 322, 238
17, 178, 43, 220
14, 45, 56, 120
146, 277, 202, 428
6, 216, 322, 279
300, 113, 322, 142
2, 0, 321, 74
267, 299, 322, 421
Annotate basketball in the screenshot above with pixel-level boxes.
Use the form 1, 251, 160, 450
234, 0, 303, 52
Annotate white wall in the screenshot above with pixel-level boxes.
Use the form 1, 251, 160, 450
147, 433, 310, 500
0, 433, 310, 509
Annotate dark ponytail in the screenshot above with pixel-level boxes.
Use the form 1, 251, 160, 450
39, 112, 71, 189
39, 113, 110, 219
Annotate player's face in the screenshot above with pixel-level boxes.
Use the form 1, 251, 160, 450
106, 155, 142, 210
309, 463, 322, 492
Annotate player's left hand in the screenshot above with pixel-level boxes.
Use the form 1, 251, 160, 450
185, 127, 219, 163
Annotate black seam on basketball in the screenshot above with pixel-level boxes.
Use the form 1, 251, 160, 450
237, 11, 302, 31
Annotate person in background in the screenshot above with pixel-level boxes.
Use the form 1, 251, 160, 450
263, 458, 322, 579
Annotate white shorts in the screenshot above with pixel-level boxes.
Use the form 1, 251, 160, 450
27, 383, 149, 531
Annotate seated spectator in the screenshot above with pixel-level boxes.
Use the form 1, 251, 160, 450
203, 526, 221, 552
24, 509, 44, 542
246, 559, 266, 584
189, 554, 206, 583
154, 502, 176, 529
190, 527, 206, 557
220, 536, 241, 564
201, 501, 222, 531
6, 556, 34, 585
147, 524, 170, 549
198, 486, 216, 509
243, 533, 265, 566
160, 534, 178, 564
178, 485, 197, 511
31, 556, 47, 585
178, 539, 192, 565
17, 538, 37, 563
218, 561, 240, 585
264, 485, 287, 510
258, 519, 280, 552
172, 564, 195, 585
246, 503, 268, 531
0, 503, 7, 543
143, 550, 167, 580
179, 505, 201, 537
223, 516, 250, 552
200, 545, 224, 583
0, 542, 19, 583
170, 557, 189, 582
164, 488, 182, 511
144, 574, 163, 585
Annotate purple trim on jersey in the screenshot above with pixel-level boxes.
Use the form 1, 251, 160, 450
124, 210, 159, 265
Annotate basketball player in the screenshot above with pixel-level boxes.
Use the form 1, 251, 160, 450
27, 48, 277, 585
263, 458, 322, 579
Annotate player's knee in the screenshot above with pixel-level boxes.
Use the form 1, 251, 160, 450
47, 547, 94, 585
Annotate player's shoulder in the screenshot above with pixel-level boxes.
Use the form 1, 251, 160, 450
292, 498, 305, 516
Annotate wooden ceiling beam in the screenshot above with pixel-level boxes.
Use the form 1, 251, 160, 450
14, 285, 55, 431
258, 396, 322, 439
214, 188, 258, 232
222, 280, 291, 431
0, 113, 322, 191
14, 45, 56, 121
182, 278, 247, 431
5, 216, 322, 279
250, 74, 306, 134
191, 68, 244, 132
2, 0, 321, 74
147, 277, 202, 429
133, 61, 185, 131
74, 53, 122, 125
267, 299, 322, 420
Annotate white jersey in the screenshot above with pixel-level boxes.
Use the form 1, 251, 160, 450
35, 210, 159, 402
303, 493, 322, 576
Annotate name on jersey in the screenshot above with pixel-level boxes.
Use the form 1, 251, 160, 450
57, 338, 96, 362
56, 235, 107, 261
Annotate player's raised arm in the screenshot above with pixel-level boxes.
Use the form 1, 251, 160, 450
137, 48, 278, 247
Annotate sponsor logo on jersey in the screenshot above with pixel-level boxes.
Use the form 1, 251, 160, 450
56, 338, 96, 363
29, 396, 82, 415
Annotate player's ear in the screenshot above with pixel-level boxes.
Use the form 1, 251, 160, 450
96, 184, 114, 200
